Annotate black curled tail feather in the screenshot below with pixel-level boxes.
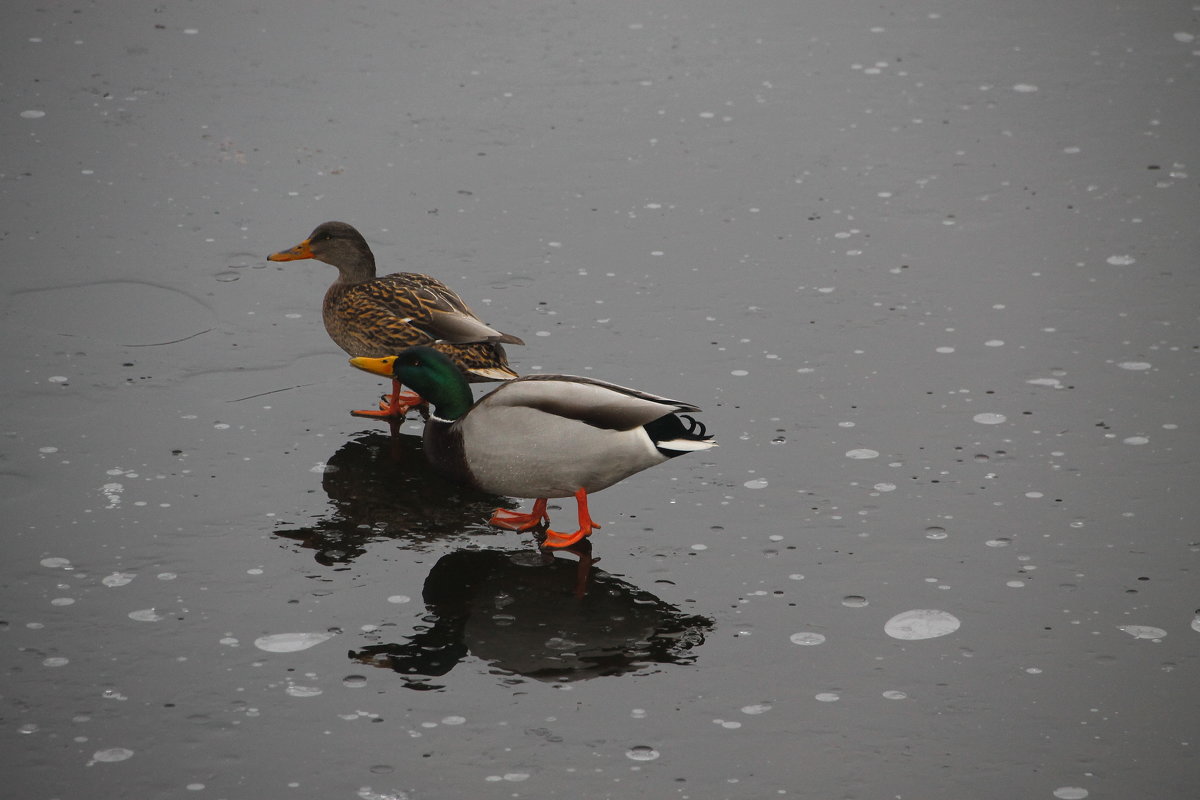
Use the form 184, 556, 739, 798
678, 414, 708, 439
644, 412, 715, 458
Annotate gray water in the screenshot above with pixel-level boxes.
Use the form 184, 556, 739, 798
3, 1, 1198, 798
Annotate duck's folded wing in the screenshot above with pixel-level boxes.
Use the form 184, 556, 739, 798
351, 274, 524, 346
490, 375, 700, 431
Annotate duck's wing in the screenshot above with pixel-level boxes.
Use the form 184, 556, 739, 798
483, 374, 700, 431
343, 273, 524, 347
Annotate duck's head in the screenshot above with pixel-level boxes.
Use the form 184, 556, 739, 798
350, 346, 473, 419
268, 221, 376, 278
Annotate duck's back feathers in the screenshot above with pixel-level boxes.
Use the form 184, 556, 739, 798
485, 374, 700, 431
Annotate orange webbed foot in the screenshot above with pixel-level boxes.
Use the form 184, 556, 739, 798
489, 499, 550, 532
538, 489, 599, 549
350, 379, 425, 420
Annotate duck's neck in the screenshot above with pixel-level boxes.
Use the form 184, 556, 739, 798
426, 380, 474, 422
332, 257, 376, 285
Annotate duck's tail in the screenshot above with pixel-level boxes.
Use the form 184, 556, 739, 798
646, 414, 717, 457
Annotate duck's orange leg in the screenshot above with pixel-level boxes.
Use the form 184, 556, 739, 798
350, 378, 426, 420
489, 498, 550, 532
490, 490, 599, 548
542, 488, 599, 548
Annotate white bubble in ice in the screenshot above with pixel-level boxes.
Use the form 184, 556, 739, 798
873, 482, 896, 492
386, 595, 412, 604
286, 685, 323, 698
973, 413, 1006, 425
625, 745, 660, 761
1117, 361, 1151, 371
741, 703, 772, 715
885, 609, 961, 640
1027, 378, 1062, 388
21, 109, 47, 119
1117, 625, 1166, 640
128, 609, 163, 622
254, 632, 337, 653
357, 788, 410, 800
92, 747, 134, 763
44, 657, 69, 667
790, 632, 826, 646
882, 690, 908, 700
49, 375, 69, 383
846, 448, 879, 459
743, 478, 768, 489
1053, 788, 1089, 799
814, 692, 840, 702
1191, 615, 1200, 634
1012, 83, 1039, 92
1122, 436, 1149, 445
102, 572, 135, 587
1105, 255, 1136, 266
41, 557, 72, 569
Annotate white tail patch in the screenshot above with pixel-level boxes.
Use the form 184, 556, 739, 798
470, 366, 519, 381
657, 438, 717, 453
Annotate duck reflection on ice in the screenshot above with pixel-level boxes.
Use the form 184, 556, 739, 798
273, 431, 517, 564
349, 547, 713, 689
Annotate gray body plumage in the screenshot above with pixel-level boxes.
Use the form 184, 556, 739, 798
421, 374, 712, 499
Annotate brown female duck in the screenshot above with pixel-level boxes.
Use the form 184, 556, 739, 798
268, 221, 523, 419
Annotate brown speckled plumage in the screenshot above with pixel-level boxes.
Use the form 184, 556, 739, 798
269, 221, 523, 383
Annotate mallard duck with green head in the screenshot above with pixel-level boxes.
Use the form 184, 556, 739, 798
350, 347, 716, 548
268, 221, 523, 420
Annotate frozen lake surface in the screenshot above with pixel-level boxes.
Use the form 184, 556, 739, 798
2, 1, 1198, 798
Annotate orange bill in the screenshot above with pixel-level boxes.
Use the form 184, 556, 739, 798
267, 238, 314, 261
348, 356, 397, 377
